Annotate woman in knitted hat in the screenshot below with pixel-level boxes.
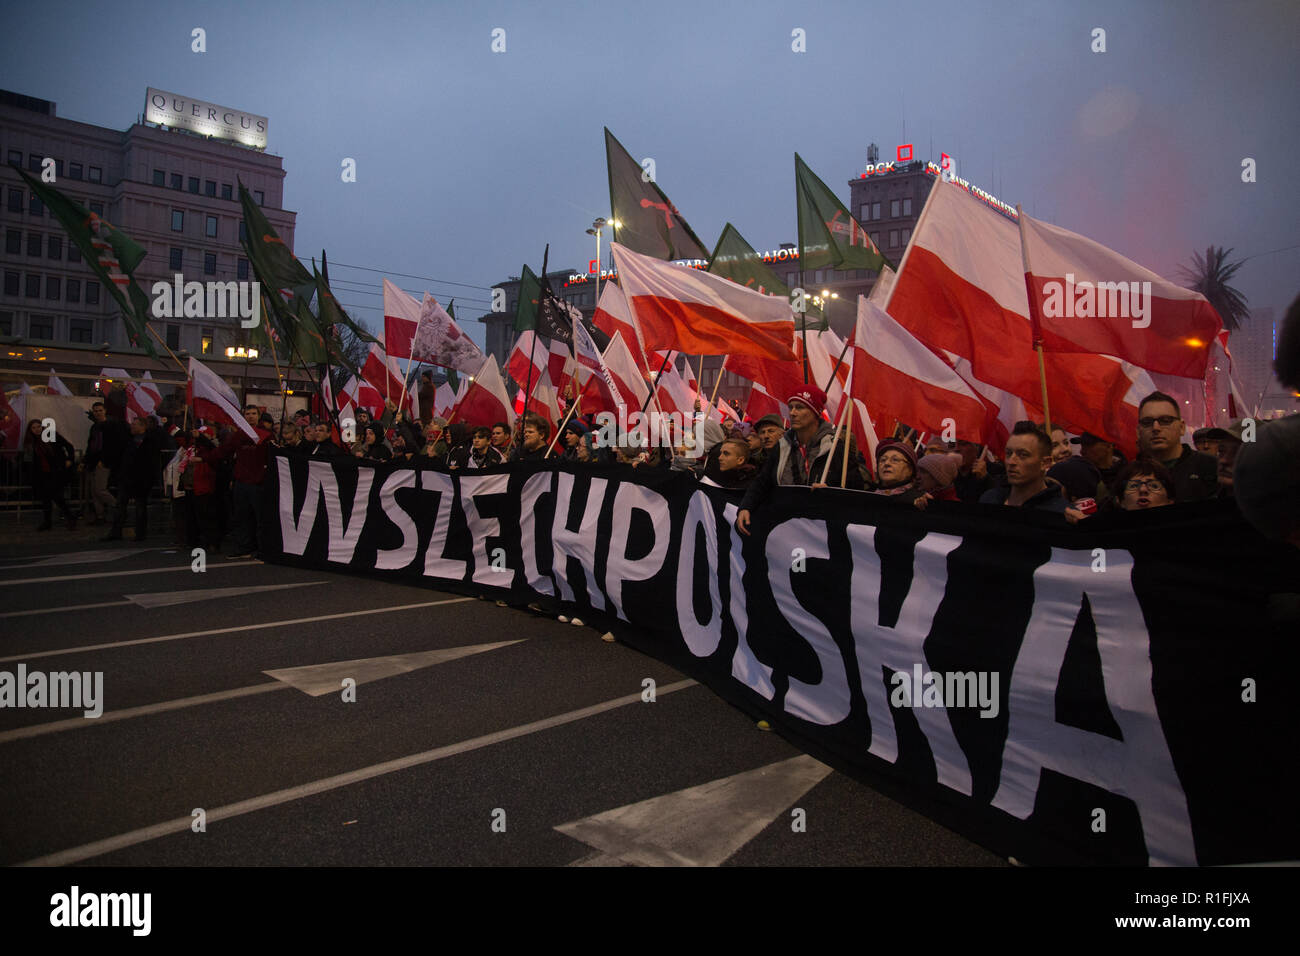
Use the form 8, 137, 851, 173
869, 439, 923, 503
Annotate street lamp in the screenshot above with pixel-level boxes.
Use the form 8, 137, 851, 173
586, 216, 620, 307
225, 345, 259, 404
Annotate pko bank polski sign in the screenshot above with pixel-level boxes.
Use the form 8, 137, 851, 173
144, 88, 268, 149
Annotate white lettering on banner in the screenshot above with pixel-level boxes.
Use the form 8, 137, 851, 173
723, 502, 774, 700
677, 491, 723, 657
765, 518, 851, 726
552, 472, 608, 610
421, 471, 466, 579
604, 482, 670, 622
847, 527, 972, 794
991, 547, 1195, 866
519, 471, 555, 596
375, 469, 418, 571
459, 473, 509, 587
276, 459, 372, 562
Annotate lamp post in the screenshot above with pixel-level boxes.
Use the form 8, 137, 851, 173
225, 345, 259, 405
585, 217, 620, 308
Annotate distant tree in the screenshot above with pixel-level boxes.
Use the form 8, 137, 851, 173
1180, 246, 1250, 332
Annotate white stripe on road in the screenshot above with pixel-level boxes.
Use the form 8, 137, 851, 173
18, 678, 699, 866
0, 560, 261, 588
0, 597, 476, 664
0, 682, 289, 743
0, 600, 131, 619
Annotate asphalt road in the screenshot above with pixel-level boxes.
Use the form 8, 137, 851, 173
0, 529, 1004, 867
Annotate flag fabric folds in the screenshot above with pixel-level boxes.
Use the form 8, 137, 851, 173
455, 357, 513, 427
707, 223, 825, 331
605, 127, 709, 262
46, 371, 73, 397
611, 243, 796, 361
601, 332, 651, 411
795, 153, 889, 275
189, 358, 257, 440
1019, 211, 1222, 379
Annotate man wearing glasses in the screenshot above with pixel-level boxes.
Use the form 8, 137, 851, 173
1135, 391, 1218, 502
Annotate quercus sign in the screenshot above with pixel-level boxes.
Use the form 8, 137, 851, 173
144, 87, 268, 149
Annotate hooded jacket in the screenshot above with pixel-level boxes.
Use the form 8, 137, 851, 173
738, 420, 863, 513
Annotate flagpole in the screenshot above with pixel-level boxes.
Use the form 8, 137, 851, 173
1016, 204, 1052, 432
707, 356, 728, 408
545, 400, 581, 458
145, 325, 188, 376
822, 333, 852, 396
819, 395, 851, 485
819, 350, 855, 484
840, 398, 854, 487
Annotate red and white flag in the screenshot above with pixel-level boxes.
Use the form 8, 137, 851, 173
728, 345, 807, 419
612, 242, 797, 361
340, 375, 383, 416
455, 357, 513, 427
571, 318, 619, 412
360, 335, 413, 414
47, 370, 73, 397
744, 381, 786, 423
189, 358, 256, 440
126, 371, 162, 422
382, 279, 423, 360
850, 298, 992, 444
887, 181, 1151, 456
592, 282, 649, 365
799, 328, 851, 418
1020, 212, 1222, 379
602, 331, 650, 411
653, 360, 697, 418
507, 331, 549, 391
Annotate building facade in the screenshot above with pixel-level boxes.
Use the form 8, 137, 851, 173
0, 88, 302, 398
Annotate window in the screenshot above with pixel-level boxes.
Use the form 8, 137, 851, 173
901, 227, 911, 246
205, 180, 216, 197
253, 190, 264, 206
870, 232, 880, 249
85, 282, 99, 305
69, 318, 93, 343
67, 278, 80, 303
3, 272, 18, 296
860, 203, 871, 221
170, 172, 182, 190
171, 210, 184, 232
201, 327, 214, 355
27, 233, 42, 257
5, 230, 19, 255
902, 197, 913, 217
221, 184, 233, 201
89, 201, 103, 216
871, 202, 881, 220
166, 323, 180, 350
29, 314, 53, 339
205, 215, 218, 238
169, 247, 183, 271
0, 311, 11, 335
68, 243, 80, 264
188, 177, 200, 194
88, 166, 102, 183
7, 188, 20, 213
69, 162, 83, 180
238, 220, 247, 242
888, 229, 899, 248
47, 236, 61, 260
6, 149, 21, 167
46, 276, 60, 300
28, 154, 42, 172
237, 257, 249, 280
153, 170, 165, 187
890, 199, 900, 218
204, 252, 216, 275
29, 193, 44, 216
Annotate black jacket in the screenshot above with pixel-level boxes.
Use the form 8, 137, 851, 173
739, 422, 863, 513
85, 418, 130, 472
1154, 445, 1219, 503
117, 429, 163, 494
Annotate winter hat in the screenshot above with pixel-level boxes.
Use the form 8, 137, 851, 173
786, 385, 827, 418
1047, 455, 1103, 500
875, 439, 918, 471
916, 451, 961, 489
754, 413, 785, 432
563, 419, 589, 437
196, 425, 217, 443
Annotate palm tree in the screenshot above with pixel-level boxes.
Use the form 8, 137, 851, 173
1180, 246, 1250, 332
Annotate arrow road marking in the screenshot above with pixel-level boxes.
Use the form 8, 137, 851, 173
556, 754, 833, 866
124, 581, 324, 608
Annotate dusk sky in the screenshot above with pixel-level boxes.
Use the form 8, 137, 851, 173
3, 0, 1296, 348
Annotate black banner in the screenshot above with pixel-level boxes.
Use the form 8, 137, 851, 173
260, 452, 1300, 866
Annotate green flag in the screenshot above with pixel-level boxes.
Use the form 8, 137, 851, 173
319, 249, 376, 345
446, 299, 455, 321
446, 368, 460, 392
795, 153, 891, 274
311, 264, 364, 378
605, 127, 709, 261
239, 183, 312, 294
707, 223, 826, 331
293, 293, 329, 365
14, 166, 158, 358
513, 264, 542, 333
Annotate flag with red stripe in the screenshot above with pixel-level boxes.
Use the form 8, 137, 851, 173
189, 358, 256, 440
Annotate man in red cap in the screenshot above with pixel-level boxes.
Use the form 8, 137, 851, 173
735, 384, 861, 535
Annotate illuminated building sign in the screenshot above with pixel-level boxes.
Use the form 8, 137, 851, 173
144, 88, 268, 149
565, 251, 799, 286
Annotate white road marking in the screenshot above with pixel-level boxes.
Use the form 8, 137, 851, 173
4, 548, 163, 568
0, 682, 288, 743
0, 560, 261, 588
125, 581, 324, 608
18, 678, 700, 866
264, 641, 525, 696
0, 597, 476, 664
0, 600, 131, 619
556, 755, 833, 866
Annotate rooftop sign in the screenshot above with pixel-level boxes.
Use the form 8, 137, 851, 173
144, 88, 267, 149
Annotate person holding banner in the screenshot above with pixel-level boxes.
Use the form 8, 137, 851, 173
978, 422, 1069, 513
510, 414, 551, 463
735, 386, 861, 536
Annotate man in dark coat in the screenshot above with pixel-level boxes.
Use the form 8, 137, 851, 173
103, 416, 162, 541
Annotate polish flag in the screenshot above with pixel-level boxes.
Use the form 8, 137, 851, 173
382, 279, 424, 361
571, 319, 618, 412
455, 357, 513, 427
592, 283, 649, 364
360, 336, 412, 413
47, 370, 73, 397
850, 298, 992, 443
745, 381, 786, 423
507, 331, 551, 391
524, 378, 561, 425
799, 328, 851, 418
1020, 212, 1222, 379
727, 346, 807, 419
126, 371, 162, 422
189, 358, 257, 440
340, 375, 383, 416
944, 351, 1030, 451
653, 361, 697, 418
612, 242, 797, 361
887, 180, 1150, 456
602, 331, 650, 411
